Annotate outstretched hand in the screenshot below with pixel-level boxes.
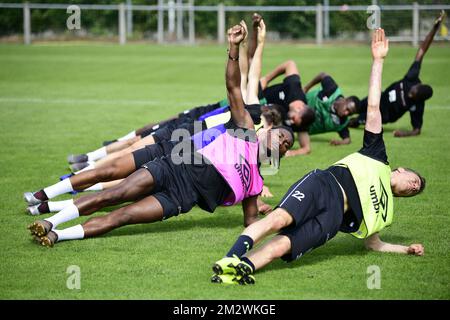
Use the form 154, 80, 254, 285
227, 23, 247, 46
371, 28, 389, 61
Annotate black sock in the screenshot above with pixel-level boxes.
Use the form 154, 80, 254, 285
226, 235, 254, 258
37, 202, 49, 213
241, 257, 255, 273
34, 190, 48, 201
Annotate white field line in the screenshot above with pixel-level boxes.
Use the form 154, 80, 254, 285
0, 97, 203, 107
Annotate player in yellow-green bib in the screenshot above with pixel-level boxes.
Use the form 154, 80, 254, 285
211, 29, 426, 286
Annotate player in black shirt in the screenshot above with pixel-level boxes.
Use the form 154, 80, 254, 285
350, 11, 445, 138
212, 29, 427, 286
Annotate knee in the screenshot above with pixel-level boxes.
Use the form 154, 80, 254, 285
101, 187, 125, 204
266, 211, 291, 232
268, 237, 291, 260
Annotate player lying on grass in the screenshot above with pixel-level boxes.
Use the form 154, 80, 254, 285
27, 20, 295, 248
258, 60, 360, 155
349, 10, 445, 138
24, 20, 281, 214
24, 108, 281, 216
211, 29, 426, 286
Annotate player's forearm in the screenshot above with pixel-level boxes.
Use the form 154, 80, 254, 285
394, 128, 421, 137
415, 20, 440, 62
263, 62, 289, 85
367, 241, 409, 254
226, 44, 241, 92
247, 42, 264, 103
367, 59, 384, 111
287, 147, 311, 157
304, 73, 327, 93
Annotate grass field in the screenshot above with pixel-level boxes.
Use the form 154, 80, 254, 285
0, 42, 449, 300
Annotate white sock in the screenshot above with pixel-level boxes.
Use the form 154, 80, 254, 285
54, 225, 85, 242
44, 204, 79, 228
86, 147, 107, 161
84, 183, 103, 192
43, 179, 73, 199
118, 131, 136, 141
48, 199, 74, 212
74, 163, 95, 174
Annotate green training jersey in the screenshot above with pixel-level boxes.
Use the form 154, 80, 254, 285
306, 87, 349, 135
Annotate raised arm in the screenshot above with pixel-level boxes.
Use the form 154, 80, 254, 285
303, 72, 328, 93
248, 13, 262, 63
260, 60, 299, 90
239, 21, 249, 104
364, 233, 424, 256
415, 10, 445, 62
247, 19, 266, 105
365, 28, 389, 134
226, 23, 253, 129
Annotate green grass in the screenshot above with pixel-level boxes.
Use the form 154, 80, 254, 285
0, 42, 449, 300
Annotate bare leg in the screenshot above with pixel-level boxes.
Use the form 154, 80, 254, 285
94, 135, 156, 169
135, 116, 177, 136
105, 136, 141, 154
244, 235, 291, 271
74, 169, 154, 216
70, 153, 136, 191
101, 179, 124, 190
242, 208, 293, 246
82, 195, 164, 238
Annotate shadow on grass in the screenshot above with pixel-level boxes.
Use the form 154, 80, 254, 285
258, 234, 410, 274
100, 208, 244, 238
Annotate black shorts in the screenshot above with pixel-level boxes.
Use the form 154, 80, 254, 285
132, 141, 176, 168
277, 169, 344, 262
142, 156, 200, 219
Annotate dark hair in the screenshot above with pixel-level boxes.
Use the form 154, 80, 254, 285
299, 106, 316, 131
272, 125, 295, 143
347, 96, 361, 114
415, 84, 433, 101
261, 104, 283, 127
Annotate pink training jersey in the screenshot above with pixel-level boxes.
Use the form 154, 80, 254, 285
191, 123, 264, 206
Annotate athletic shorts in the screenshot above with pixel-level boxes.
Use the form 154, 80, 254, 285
277, 169, 344, 262
132, 140, 176, 168
142, 156, 200, 219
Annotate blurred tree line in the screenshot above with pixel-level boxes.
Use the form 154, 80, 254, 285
0, 0, 447, 38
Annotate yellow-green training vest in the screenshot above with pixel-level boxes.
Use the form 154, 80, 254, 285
334, 152, 394, 239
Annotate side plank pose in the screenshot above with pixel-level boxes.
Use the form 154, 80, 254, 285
27, 20, 294, 248
211, 29, 426, 286
349, 10, 445, 138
